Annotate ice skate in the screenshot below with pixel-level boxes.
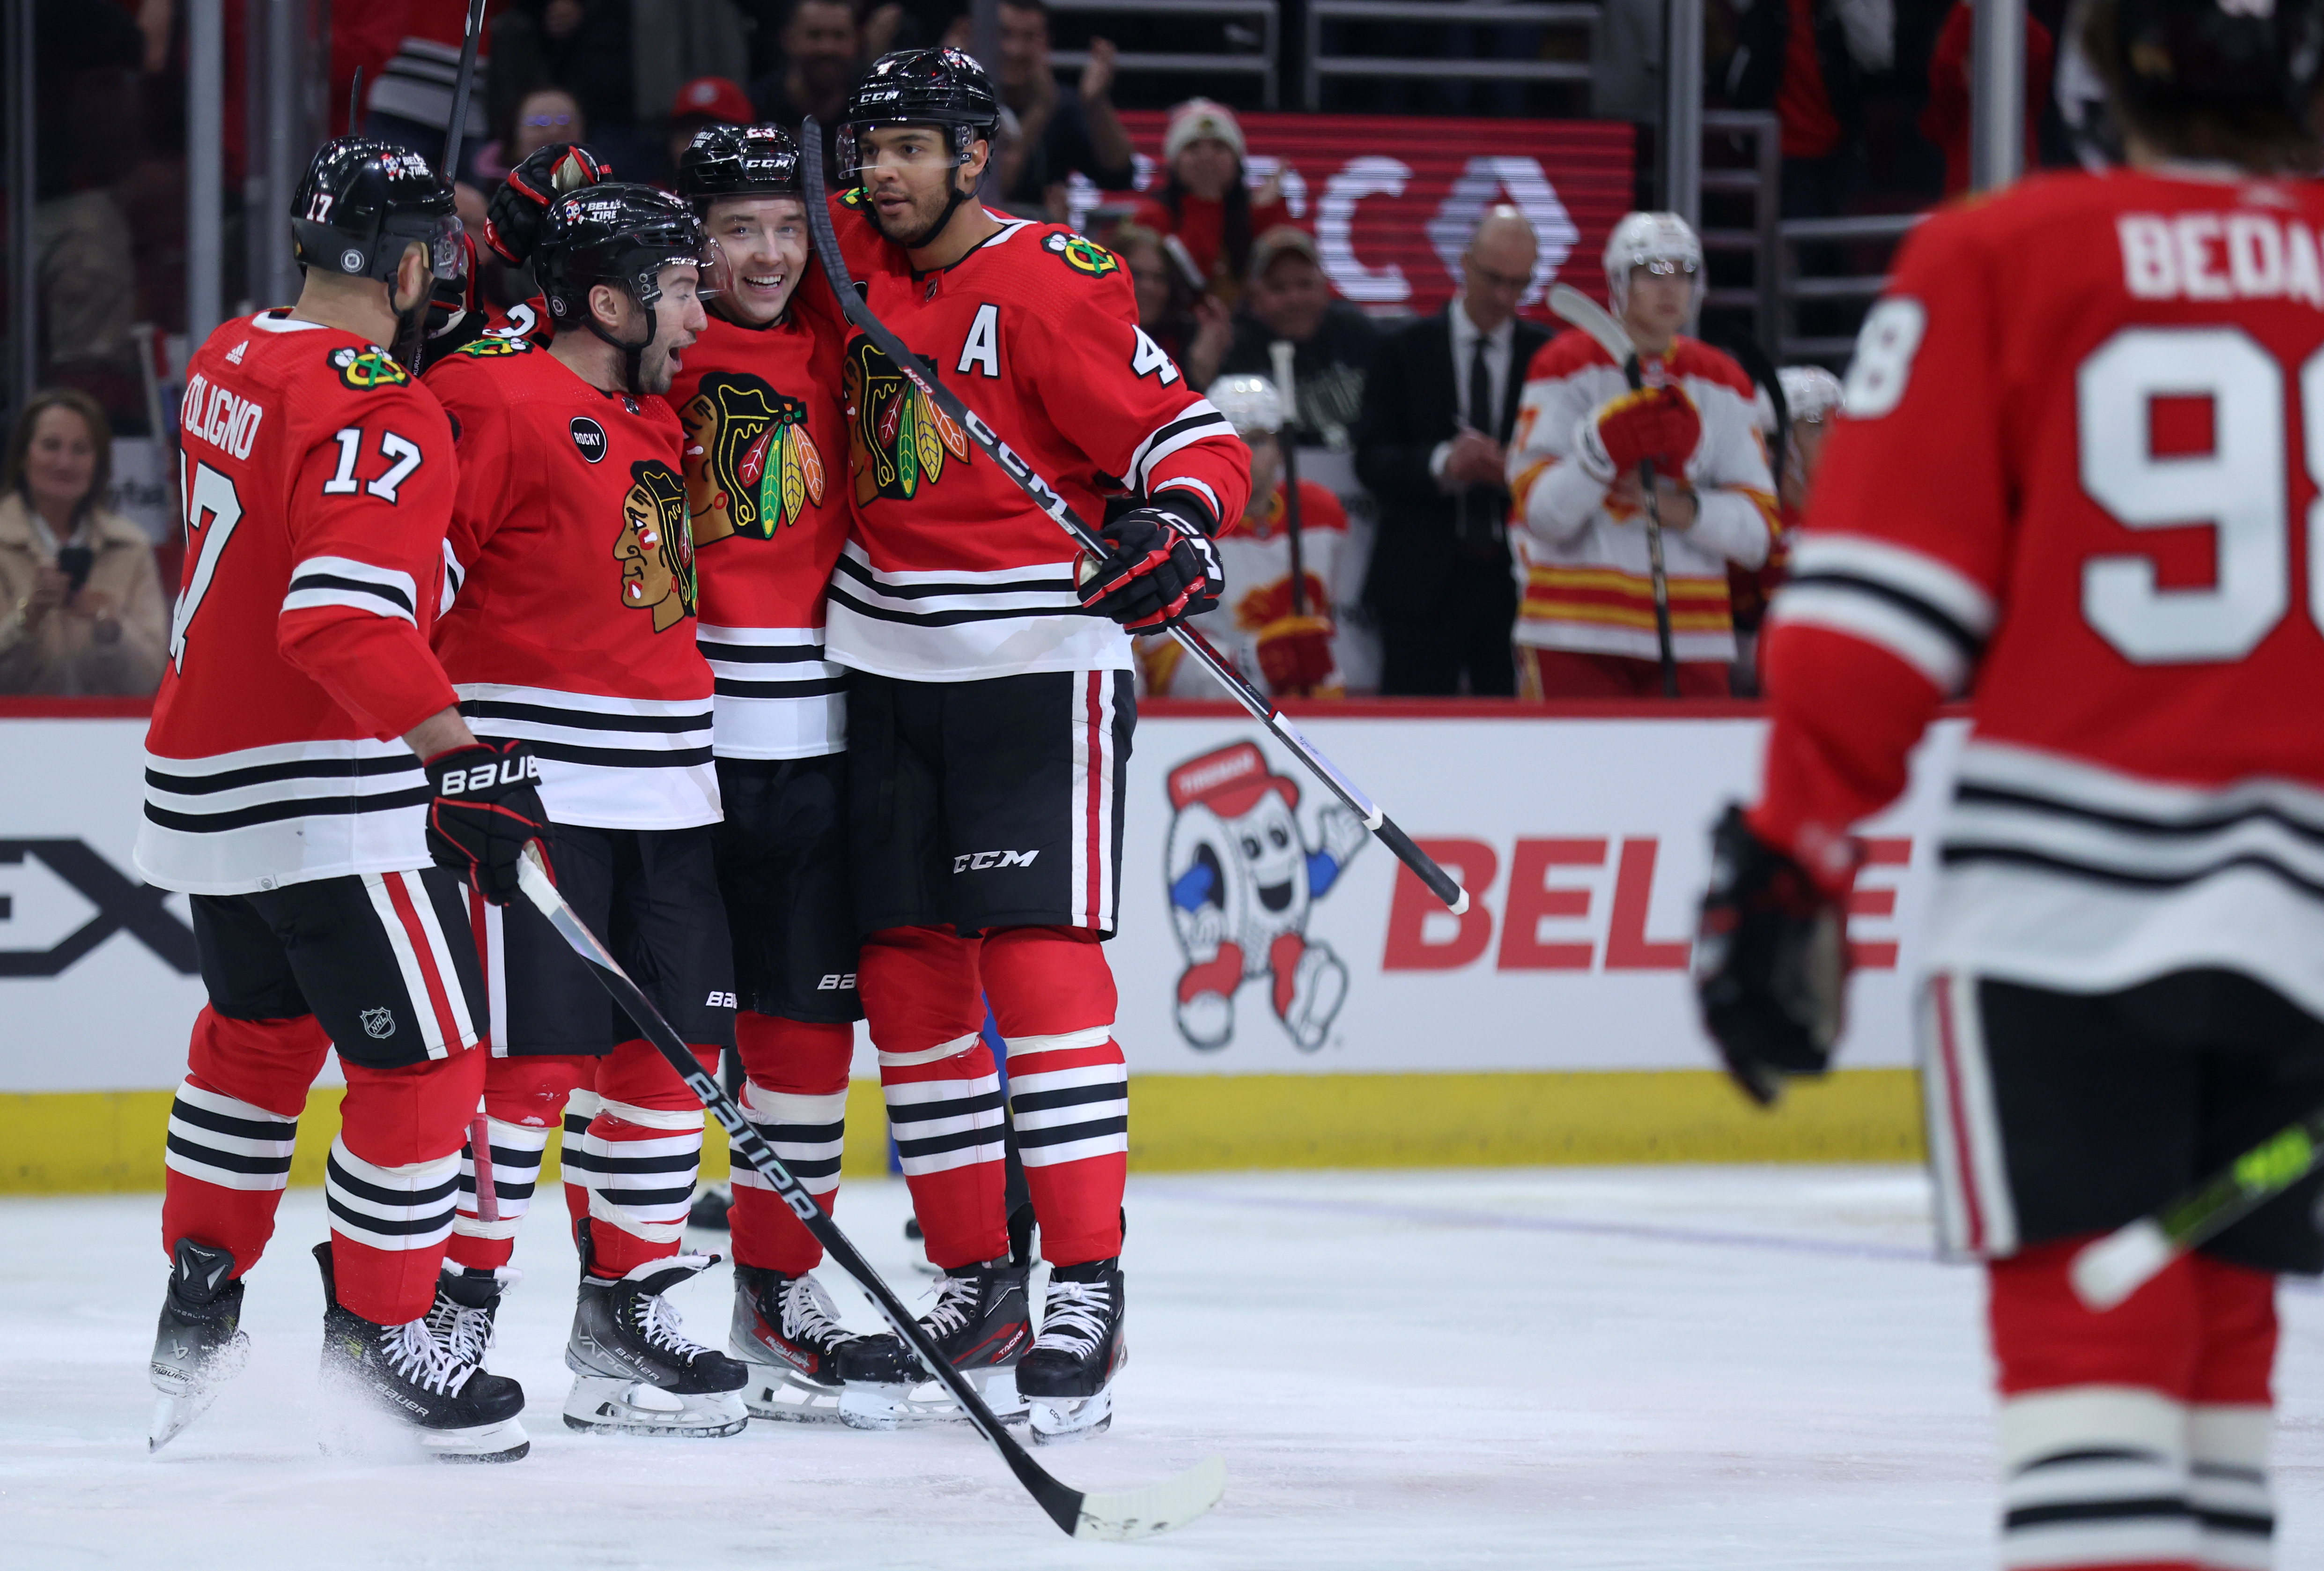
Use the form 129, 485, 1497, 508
1018, 1257, 1126, 1444
148, 1238, 251, 1452
425, 1262, 518, 1369
1279, 940, 1348, 1052
563, 1241, 748, 1438
834, 1256, 1030, 1430
312, 1244, 530, 1463
729, 1264, 858, 1422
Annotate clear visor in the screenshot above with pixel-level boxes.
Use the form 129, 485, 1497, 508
691, 237, 728, 300
638, 249, 714, 307
838, 121, 969, 185
1631, 256, 1700, 281
425, 212, 465, 281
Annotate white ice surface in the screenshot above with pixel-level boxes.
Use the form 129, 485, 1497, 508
3, 1167, 2320, 1570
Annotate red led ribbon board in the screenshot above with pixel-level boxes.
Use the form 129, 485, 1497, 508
1096, 112, 1635, 319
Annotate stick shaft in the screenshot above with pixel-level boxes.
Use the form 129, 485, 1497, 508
466, 1112, 498, 1223
439, 0, 487, 180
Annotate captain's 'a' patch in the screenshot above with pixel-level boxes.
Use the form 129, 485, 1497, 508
1043, 231, 1119, 279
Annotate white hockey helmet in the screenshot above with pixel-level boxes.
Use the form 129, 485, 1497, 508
1603, 211, 1704, 318
1778, 364, 1844, 424
1207, 373, 1284, 437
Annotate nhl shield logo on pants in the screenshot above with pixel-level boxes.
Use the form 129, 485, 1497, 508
360, 1008, 396, 1040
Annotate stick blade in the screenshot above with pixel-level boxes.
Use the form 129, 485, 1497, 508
1547, 282, 1634, 367
1069, 1454, 1227, 1541
2071, 1218, 2175, 1312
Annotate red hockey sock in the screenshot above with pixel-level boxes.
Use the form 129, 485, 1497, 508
1989, 1239, 2203, 1571
860, 926, 1007, 1269
326, 1046, 487, 1325
161, 1008, 331, 1279
730, 1011, 853, 1276
568, 1037, 717, 1278
445, 1053, 585, 1273
2189, 1255, 2277, 1571
983, 925, 1126, 1267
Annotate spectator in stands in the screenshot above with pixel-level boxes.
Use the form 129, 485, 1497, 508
1728, 364, 1843, 695
753, 0, 901, 182
0, 390, 168, 697
1130, 99, 1291, 304
1353, 207, 1548, 697
1221, 227, 1377, 452
1921, 0, 2053, 195
1504, 213, 1776, 699
667, 75, 758, 170
470, 85, 588, 186
1116, 222, 1233, 392
488, 0, 750, 179
1721, 0, 1895, 218
989, 0, 1134, 212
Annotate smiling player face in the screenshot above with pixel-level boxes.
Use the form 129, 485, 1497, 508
705, 197, 808, 326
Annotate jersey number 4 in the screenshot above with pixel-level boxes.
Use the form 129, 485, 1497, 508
2081, 327, 2324, 664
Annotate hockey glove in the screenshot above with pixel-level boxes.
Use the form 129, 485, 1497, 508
484, 143, 614, 266
1692, 803, 1853, 1107
1576, 385, 1702, 483
1255, 613, 1335, 693
425, 740, 553, 906
1075, 504, 1224, 631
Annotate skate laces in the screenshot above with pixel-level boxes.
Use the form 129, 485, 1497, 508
922, 1272, 984, 1338
426, 1293, 494, 1367
383, 1319, 477, 1397
780, 1275, 850, 1349
627, 1288, 712, 1361
1034, 1280, 1113, 1357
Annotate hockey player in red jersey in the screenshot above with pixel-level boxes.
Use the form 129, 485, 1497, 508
818, 49, 1252, 1440
423, 181, 753, 1437
140, 139, 549, 1461
1694, 3, 2324, 1565
667, 122, 868, 1421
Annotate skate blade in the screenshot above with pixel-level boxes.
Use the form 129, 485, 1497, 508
837, 1367, 1026, 1431
1072, 1454, 1227, 1542
1028, 1388, 1113, 1445
735, 1359, 847, 1424
420, 1416, 531, 1464
562, 1376, 747, 1438
148, 1391, 217, 1453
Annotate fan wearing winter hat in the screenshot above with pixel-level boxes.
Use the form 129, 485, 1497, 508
1129, 98, 1293, 304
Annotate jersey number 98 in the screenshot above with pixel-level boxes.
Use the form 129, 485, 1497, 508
2079, 327, 2323, 664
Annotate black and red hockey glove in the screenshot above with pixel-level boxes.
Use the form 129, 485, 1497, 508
1075, 504, 1224, 631
484, 142, 613, 266
424, 740, 553, 906
1692, 803, 1854, 1107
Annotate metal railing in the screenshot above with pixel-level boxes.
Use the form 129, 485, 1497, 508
1043, 0, 1281, 110
1302, 0, 1598, 111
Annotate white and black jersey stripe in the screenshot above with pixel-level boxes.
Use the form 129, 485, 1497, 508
697, 625, 847, 760
136, 737, 431, 896
1769, 533, 1997, 695
1925, 740, 2324, 1018
1131, 401, 1234, 496
282, 554, 418, 626
456, 682, 719, 831
824, 541, 1131, 681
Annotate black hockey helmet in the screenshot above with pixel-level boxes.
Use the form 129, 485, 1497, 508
290, 136, 463, 288
2072, 0, 2324, 155
675, 123, 804, 212
839, 49, 1002, 184
534, 183, 709, 326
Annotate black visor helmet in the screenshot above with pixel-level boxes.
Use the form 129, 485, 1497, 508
676, 123, 805, 210
533, 183, 711, 391
291, 137, 463, 288
838, 48, 1002, 186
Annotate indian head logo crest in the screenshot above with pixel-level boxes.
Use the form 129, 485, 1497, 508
844, 337, 969, 503
679, 372, 826, 546
614, 459, 697, 632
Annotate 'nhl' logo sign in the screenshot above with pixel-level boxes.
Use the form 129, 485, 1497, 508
360, 1008, 396, 1039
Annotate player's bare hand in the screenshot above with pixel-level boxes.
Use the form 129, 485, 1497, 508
1081, 39, 1119, 103
1445, 430, 1506, 489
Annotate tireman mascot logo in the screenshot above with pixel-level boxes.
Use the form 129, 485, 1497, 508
613, 459, 697, 632
679, 372, 826, 546
844, 337, 970, 503
1164, 741, 1368, 1052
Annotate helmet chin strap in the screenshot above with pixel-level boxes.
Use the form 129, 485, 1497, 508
892, 153, 981, 251
388, 265, 434, 371
585, 289, 658, 395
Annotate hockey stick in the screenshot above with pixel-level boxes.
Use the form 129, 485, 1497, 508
439, 0, 488, 182
800, 121, 1466, 914
512, 849, 1224, 1541
1266, 340, 1311, 623
1548, 282, 1680, 698
2071, 1104, 2324, 1312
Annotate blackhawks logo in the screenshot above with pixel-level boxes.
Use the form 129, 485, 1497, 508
614, 459, 697, 633
679, 373, 826, 547
1043, 231, 1119, 279
328, 345, 410, 388
453, 334, 535, 358
845, 338, 969, 504
840, 185, 871, 209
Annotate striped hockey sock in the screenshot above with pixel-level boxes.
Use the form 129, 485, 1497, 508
159, 1008, 330, 1279
729, 1012, 852, 1276
985, 926, 1127, 1267
446, 1053, 583, 1273
562, 1039, 718, 1278
323, 1050, 487, 1325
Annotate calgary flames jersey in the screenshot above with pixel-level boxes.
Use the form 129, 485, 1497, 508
1142, 478, 1347, 699
670, 273, 850, 760
828, 200, 1252, 681
1507, 332, 1778, 662
138, 311, 461, 895
424, 335, 717, 830
1757, 167, 2324, 1017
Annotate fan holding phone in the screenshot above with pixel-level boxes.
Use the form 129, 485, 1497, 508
0, 388, 169, 695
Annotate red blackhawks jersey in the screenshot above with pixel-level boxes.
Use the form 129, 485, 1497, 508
424, 335, 717, 830
828, 200, 1252, 681
670, 274, 851, 759
1141, 478, 1347, 698
138, 312, 460, 895
1757, 166, 2324, 1019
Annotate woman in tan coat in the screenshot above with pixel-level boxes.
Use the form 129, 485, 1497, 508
0, 388, 169, 696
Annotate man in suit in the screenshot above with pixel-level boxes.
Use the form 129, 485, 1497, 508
1354, 207, 1546, 696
